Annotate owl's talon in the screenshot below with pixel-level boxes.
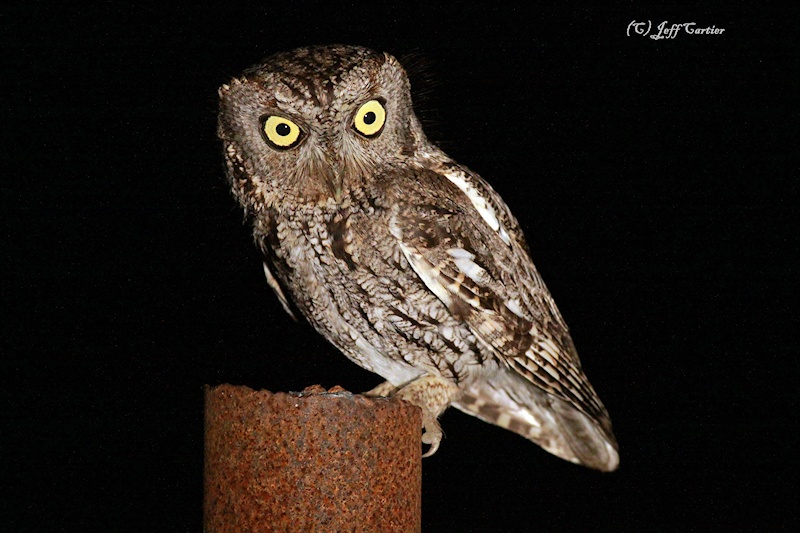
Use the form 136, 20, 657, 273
420, 414, 443, 458
421, 443, 440, 458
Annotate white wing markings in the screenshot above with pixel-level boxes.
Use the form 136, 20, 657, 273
443, 170, 512, 246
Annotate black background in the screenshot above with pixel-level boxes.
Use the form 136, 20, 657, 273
2, 2, 796, 531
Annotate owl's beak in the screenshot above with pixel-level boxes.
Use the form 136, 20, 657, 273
314, 145, 345, 202
328, 166, 344, 203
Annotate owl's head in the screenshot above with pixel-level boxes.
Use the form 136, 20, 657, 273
218, 45, 429, 211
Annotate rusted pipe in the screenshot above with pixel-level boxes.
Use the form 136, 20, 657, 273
204, 384, 422, 532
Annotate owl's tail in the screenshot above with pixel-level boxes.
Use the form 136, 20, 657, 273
453, 370, 619, 472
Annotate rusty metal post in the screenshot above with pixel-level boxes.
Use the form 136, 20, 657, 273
204, 384, 422, 532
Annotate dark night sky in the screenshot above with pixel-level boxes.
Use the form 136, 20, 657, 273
2, 3, 796, 531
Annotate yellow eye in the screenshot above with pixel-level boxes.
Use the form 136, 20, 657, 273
352, 100, 386, 137
262, 116, 302, 149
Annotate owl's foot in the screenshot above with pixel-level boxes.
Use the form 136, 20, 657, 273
395, 375, 461, 458
363, 380, 442, 455
363, 380, 398, 398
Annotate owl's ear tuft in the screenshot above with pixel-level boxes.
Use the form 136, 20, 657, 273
218, 76, 246, 99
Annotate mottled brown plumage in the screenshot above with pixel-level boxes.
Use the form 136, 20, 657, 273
218, 45, 619, 470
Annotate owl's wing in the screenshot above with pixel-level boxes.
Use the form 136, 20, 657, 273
262, 261, 298, 321
252, 208, 299, 322
389, 164, 618, 470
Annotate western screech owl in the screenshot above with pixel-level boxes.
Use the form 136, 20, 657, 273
218, 45, 618, 470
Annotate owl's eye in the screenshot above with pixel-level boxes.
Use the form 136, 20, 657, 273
352, 100, 386, 138
262, 116, 303, 149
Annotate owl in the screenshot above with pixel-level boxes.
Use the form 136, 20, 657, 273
218, 45, 619, 471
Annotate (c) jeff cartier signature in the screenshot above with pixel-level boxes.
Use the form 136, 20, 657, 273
627, 20, 726, 40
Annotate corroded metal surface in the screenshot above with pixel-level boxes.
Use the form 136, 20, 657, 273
204, 384, 421, 532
